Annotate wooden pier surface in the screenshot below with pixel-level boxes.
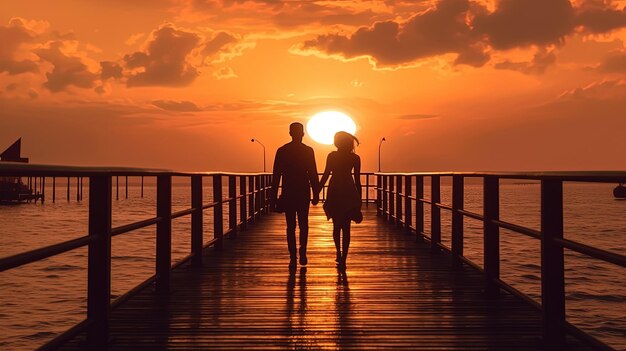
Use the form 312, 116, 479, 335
61, 206, 590, 350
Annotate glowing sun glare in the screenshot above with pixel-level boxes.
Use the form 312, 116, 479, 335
306, 111, 357, 145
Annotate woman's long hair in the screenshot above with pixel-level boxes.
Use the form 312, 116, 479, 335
334, 131, 359, 153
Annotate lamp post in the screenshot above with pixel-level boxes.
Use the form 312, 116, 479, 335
251, 138, 266, 173
378, 137, 386, 172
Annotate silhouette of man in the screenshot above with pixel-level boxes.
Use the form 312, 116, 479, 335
272, 122, 320, 270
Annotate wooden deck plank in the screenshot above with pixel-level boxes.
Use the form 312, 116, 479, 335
60, 207, 591, 350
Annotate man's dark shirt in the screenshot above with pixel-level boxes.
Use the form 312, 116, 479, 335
272, 141, 319, 206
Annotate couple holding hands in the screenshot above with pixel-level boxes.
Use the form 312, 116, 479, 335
271, 122, 362, 271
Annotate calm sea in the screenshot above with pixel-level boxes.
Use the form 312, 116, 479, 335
0, 180, 624, 350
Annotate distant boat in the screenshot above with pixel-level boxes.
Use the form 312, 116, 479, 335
0, 177, 35, 204
0, 138, 42, 204
614, 184, 626, 199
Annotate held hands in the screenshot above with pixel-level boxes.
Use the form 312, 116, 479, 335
311, 191, 320, 206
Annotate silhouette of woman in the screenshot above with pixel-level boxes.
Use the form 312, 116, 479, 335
319, 131, 362, 270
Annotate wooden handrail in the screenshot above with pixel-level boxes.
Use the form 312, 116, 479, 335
0, 168, 275, 349
2, 163, 624, 350
375, 172, 625, 351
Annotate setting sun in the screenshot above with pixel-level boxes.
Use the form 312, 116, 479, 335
306, 111, 357, 145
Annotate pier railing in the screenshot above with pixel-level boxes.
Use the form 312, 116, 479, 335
376, 171, 626, 350
0, 163, 272, 350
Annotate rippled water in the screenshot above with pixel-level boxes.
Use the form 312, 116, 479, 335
0, 179, 624, 350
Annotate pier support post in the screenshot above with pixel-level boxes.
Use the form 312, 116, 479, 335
67, 177, 70, 201
377, 175, 387, 219
431, 176, 441, 252
156, 175, 172, 294
541, 179, 565, 348
416, 176, 424, 241
116, 176, 119, 201
365, 174, 369, 207
248, 175, 255, 223
389, 176, 395, 224
87, 175, 112, 347
191, 175, 203, 267
452, 175, 464, 269
125, 176, 128, 199
141, 176, 144, 198
405, 175, 412, 234
229, 175, 237, 238
76, 177, 80, 202
52, 177, 56, 203
41, 177, 46, 203
240, 176, 247, 231
396, 175, 403, 228
483, 176, 500, 297
213, 175, 223, 250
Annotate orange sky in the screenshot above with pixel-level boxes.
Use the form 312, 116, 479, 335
1, 0, 626, 172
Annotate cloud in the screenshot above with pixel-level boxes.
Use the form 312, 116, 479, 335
473, 0, 575, 50
575, 1, 626, 34
201, 30, 252, 64
597, 50, 626, 72
152, 99, 201, 111
100, 61, 124, 80
5, 82, 19, 92
34, 40, 99, 92
124, 23, 202, 87
396, 114, 439, 120
495, 49, 557, 74
297, 0, 488, 68
271, 2, 381, 28
125, 32, 145, 46
203, 31, 238, 55
179, 0, 387, 28
213, 66, 237, 79
296, 0, 626, 69
0, 18, 46, 75
556, 79, 626, 101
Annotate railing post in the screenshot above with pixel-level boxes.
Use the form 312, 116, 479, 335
541, 179, 565, 348
156, 175, 172, 294
87, 175, 112, 347
365, 174, 370, 206
262, 175, 267, 213
483, 176, 500, 297
416, 176, 424, 241
255, 175, 261, 220
431, 175, 441, 252
405, 175, 412, 234
191, 175, 203, 267
389, 176, 395, 224
213, 175, 224, 249
240, 176, 247, 231
229, 175, 237, 238
452, 175, 464, 269
396, 175, 403, 228
376, 175, 385, 216
248, 175, 255, 223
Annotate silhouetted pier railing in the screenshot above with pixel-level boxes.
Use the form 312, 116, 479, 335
0, 163, 273, 349
376, 172, 626, 350
1, 163, 625, 350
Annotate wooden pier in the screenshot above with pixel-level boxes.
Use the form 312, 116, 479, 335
61, 206, 589, 350
0, 165, 624, 350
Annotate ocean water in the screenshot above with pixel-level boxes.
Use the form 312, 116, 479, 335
0, 179, 624, 350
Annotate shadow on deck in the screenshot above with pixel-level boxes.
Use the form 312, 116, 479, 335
61, 206, 588, 350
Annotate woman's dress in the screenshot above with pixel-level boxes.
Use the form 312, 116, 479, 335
323, 152, 362, 223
